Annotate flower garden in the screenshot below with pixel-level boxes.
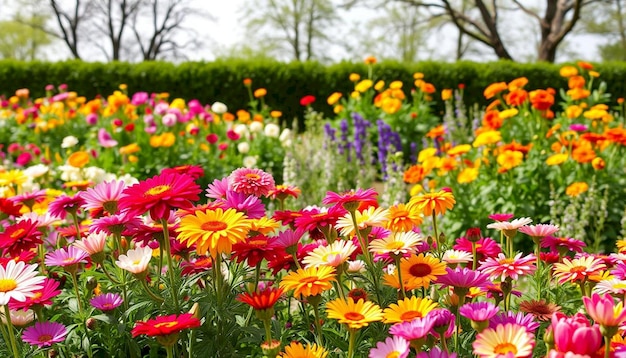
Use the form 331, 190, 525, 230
0, 59, 625, 357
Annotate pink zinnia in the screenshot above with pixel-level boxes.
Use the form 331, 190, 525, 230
453, 237, 502, 261
97, 128, 118, 147
459, 301, 499, 322
479, 252, 536, 281
80, 180, 126, 215
44, 246, 89, 268
10, 189, 47, 208
427, 308, 455, 339
582, 293, 626, 329
162, 165, 205, 180
369, 336, 410, 358
488, 213, 514, 222
119, 172, 201, 221
219, 191, 266, 219
228, 168, 276, 197
9, 278, 61, 311
322, 188, 378, 211
294, 205, 347, 233
518, 223, 559, 239
90, 213, 142, 236
541, 236, 585, 253
22, 321, 67, 348
389, 316, 435, 341
205, 177, 231, 200
48, 194, 86, 219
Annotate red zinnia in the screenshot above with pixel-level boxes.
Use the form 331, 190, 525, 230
0, 198, 23, 219
119, 172, 201, 221
300, 95, 316, 107
232, 235, 274, 267
131, 313, 201, 338
237, 287, 284, 311
162, 165, 205, 180
0, 219, 43, 256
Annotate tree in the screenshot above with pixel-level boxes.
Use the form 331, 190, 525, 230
242, 0, 339, 62
578, 0, 626, 61
0, 20, 53, 60
90, 0, 143, 61
49, 0, 93, 59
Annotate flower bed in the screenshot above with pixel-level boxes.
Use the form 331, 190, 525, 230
0, 60, 625, 357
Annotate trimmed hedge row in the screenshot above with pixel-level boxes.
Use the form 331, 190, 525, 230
2, 59, 626, 125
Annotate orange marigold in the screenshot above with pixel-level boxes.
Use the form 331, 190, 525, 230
483, 82, 508, 99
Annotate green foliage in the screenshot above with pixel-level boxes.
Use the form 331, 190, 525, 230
4, 59, 626, 128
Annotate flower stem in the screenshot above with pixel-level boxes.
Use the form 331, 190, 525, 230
347, 328, 357, 358
141, 279, 164, 303
535, 243, 541, 300
312, 302, 324, 346
471, 242, 477, 270
605, 336, 611, 358
262, 318, 273, 345
432, 213, 439, 254
100, 263, 120, 284
161, 218, 180, 312
441, 335, 449, 353
394, 255, 406, 299
71, 212, 82, 240
3, 305, 20, 358
165, 345, 174, 358
70, 271, 84, 315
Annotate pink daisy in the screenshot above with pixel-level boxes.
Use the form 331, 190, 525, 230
416, 347, 457, 358
90, 213, 142, 236
205, 177, 230, 200
228, 167, 276, 197
369, 336, 410, 358
541, 236, 586, 253
9, 278, 61, 311
322, 188, 378, 211
22, 321, 67, 348
488, 213, 514, 222
479, 252, 537, 281
294, 205, 346, 233
10, 189, 47, 208
612, 262, 626, 280
518, 223, 559, 240
453, 237, 502, 261
389, 316, 435, 342
436, 267, 491, 295
489, 311, 540, 334
73, 231, 108, 256
79, 180, 126, 215
97, 128, 118, 147
486, 217, 533, 234
268, 229, 304, 252
427, 308, 455, 339
459, 301, 499, 322
118, 172, 201, 221
44, 246, 89, 268
219, 191, 266, 219
90, 293, 123, 311
47, 194, 86, 219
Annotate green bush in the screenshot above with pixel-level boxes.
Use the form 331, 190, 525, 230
2, 59, 626, 126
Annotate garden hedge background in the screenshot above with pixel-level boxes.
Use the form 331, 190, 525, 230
2, 59, 626, 126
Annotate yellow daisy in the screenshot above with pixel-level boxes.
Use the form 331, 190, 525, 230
400, 253, 447, 289
279, 342, 328, 358
385, 203, 423, 232
409, 190, 456, 217
280, 266, 336, 298
326, 297, 384, 330
383, 296, 438, 323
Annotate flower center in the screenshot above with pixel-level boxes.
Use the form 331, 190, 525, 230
386, 352, 401, 358
344, 311, 365, 321
409, 263, 432, 277
248, 239, 266, 247
570, 265, 588, 274
154, 321, 179, 329
387, 241, 406, 251
38, 334, 53, 343
300, 276, 320, 285
10, 228, 25, 239
493, 342, 518, 355
245, 173, 260, 180
145, 185, 170, 196
0, 278, 17, 292
63, 257, 78, 264
201, 221, 228, 231
400, 310, 422, 321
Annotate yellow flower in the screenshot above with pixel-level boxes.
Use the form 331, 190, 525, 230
418, 148, 438, 162
68, 151, 90, 168
385, 203, 423, 232
447, 144, 471, 156
409, 190, 456, 217
270, 110, 282, 118
280, 266, 336, 298
496, 150, 524, 170
249, 217, 280, 235
400, 253, 447, 289
253, 88, 267, 98
441, 89, 453, 101
170, 98, 186, 110
326, 297, 383, 330
333, 105, 344, 114
567, 88, 590, 100
0, 170, 27, 187
566, 105, 583, 119
355, 79, 373, 93
546, 153, 568, 166
374, 80, 385, 91
279, 342, 328, 358
119, 143, 140, 155
380, 97, 402, 114
327, 92, 342, 106
457, 167, 479, 184
472, 131, 502, 147
389, 81, 403, 90
565, 182, 589, 197
560, 65, 579, 77
176, 208, 252, 257
383, 296, 438, 323
413, 72, 424, 80
499, 108, 519, 120
349, 73, 361, 82
483, 82, 508, 99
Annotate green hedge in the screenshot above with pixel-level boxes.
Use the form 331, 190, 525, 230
2, 59, 626, 125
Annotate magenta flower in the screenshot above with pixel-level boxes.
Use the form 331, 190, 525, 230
368, 336, 409, 358
478, 252, 537, 281
437, 267, 491, 291
97, 128, 118, 148
459, 301, 499, 322
569, 124, 588, 132
489, 311, 540, 334
219, 191, 266, 219
228, 168, 276, 197
44, 246, 89, 268
541, 236, 586, 253
22, 321, 67, 348
10, 189, 47, 208
9, 278, 61, 311
550, 312, 602, 356
453, 237, 502, 261
80, 180, 126, 215
582, 293, 626, 330
322, 188, 378, 211
268, 229, 304, 252
389, 316, 435, 342
90, 213, 141, 236
90, 293, 123, 311
427, 308, 455, 339
206, 177, 230, 200
48, 194, 86, 219
488, 213, 514, 221
416, 347, 457, 358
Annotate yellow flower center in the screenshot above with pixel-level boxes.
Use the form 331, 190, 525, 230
248, 239, 266, 246
386, 241, 406, 251
400, 310, 422, 321
493, 342, 517, 355
386, 352, 401, 358
145, 185, 170, 196
38, 334, 53, 342
201, 220, 228, 232
499, 258, 515, 265
344, 311, 365, 321
570, 266, 588, 274
409, 263, 432, 277
154, 321, 179, 329
245, 173, 260, 180
0, 278, 17, 292
10, 229, 25, 239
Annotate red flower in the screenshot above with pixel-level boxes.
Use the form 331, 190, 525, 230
300, 95, 316, 107
119, 172, 201, 221
162, 165, 205, 180
131, 313, 201, 338
0, 198, 23, 219
237, 287, 284, 311
232, 235, 273, 267
322, 188, 378, 211
9, 278, 61, 311
0, 220, 42, 256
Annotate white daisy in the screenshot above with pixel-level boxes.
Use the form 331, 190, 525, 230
0, 260, 45, 305
115, 246, 153, 274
